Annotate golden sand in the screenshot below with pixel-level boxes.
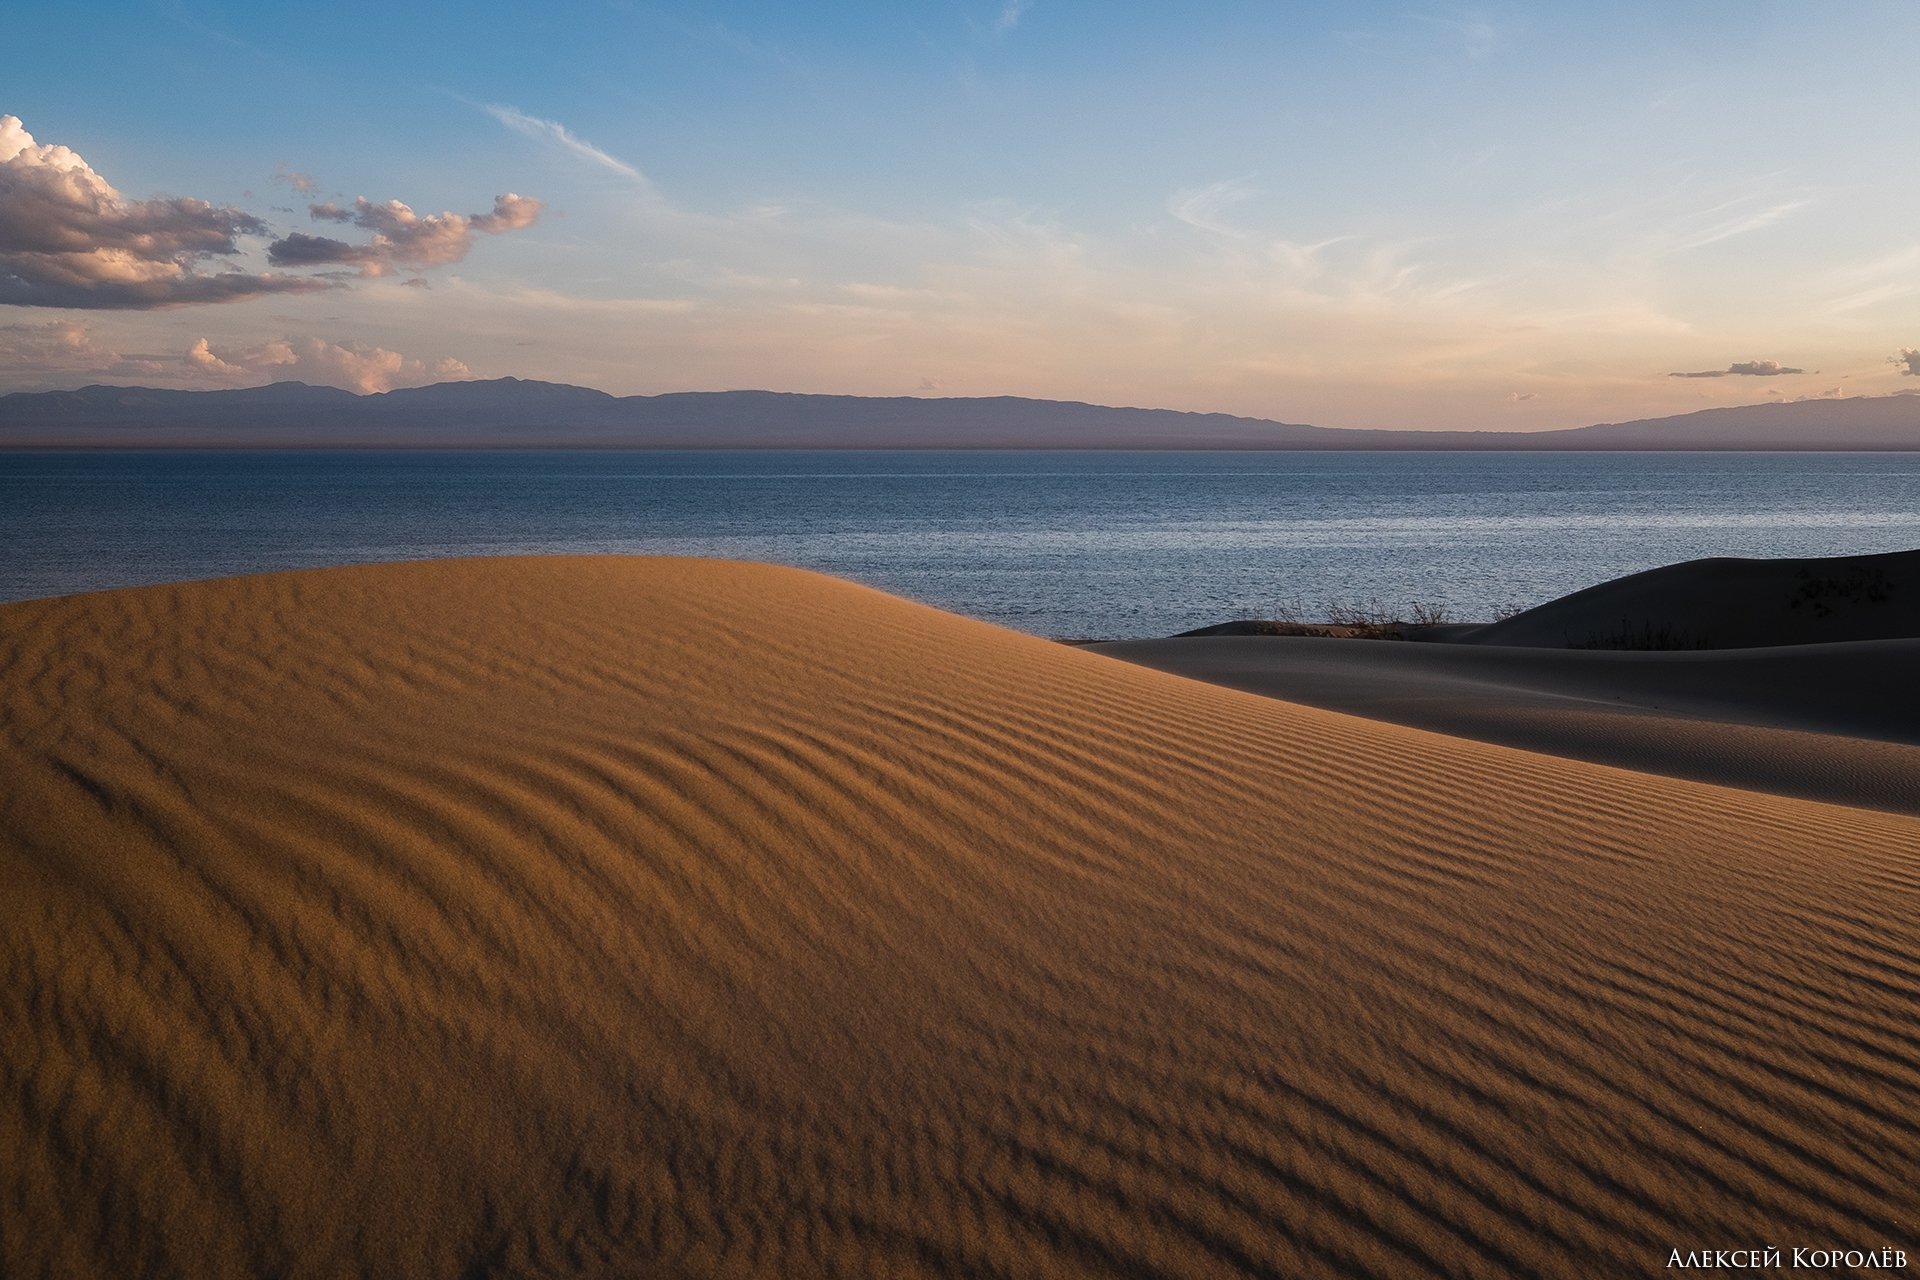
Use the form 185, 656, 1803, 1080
4, 557, 1917, 1277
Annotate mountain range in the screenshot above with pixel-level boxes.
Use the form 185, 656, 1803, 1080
4, 378, 1919, 449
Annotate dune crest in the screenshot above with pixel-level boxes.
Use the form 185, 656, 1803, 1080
4, 557, 1919, 1278
1468, 548, 1920, 649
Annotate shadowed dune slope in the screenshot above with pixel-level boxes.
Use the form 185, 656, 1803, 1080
1468, 548, 1920, 649
4, 557, 1919, 1278
1091, 635, 1920, 817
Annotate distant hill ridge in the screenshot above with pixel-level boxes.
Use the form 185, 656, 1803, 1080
4, 377, 1919, 448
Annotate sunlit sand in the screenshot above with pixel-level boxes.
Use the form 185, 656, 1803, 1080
5, 556, 1917, 1276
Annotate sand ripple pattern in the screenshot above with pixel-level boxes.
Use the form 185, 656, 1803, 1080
3, 557, 1918, 1278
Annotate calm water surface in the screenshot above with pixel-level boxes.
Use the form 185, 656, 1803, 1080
5, 450, 1919, 639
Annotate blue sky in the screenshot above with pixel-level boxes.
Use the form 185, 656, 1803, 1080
3, 0, 1917, 428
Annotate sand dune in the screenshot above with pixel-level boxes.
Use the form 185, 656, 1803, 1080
5, 557, 1919, 1278
1466, 548, 1920, 649
1093, 635, 1920, 816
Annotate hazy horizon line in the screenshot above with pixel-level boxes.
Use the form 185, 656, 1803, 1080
9, 374, 1919, 438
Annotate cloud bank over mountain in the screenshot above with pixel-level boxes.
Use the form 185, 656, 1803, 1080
186, 336, 472, 392
0, 321, 467, 394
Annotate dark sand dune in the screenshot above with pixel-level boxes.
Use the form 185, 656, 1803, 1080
5, 557, 1920, 1278
1092, 635, 1920, 816
1467, 548, 1920, 649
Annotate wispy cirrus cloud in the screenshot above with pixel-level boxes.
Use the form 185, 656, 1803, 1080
1415, 10, 1501, 59
1513, 179, 1816, 270
1672, 198, 1808, 251
994, 0, 1032, 33
483, 104, 645, 181
1168, 178, 1254, 238
1818, 245, 1920, 316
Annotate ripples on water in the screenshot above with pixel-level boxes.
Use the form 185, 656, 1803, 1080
6, 450, 1919, 638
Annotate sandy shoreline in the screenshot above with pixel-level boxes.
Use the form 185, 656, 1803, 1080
5, 556, 1918, 1277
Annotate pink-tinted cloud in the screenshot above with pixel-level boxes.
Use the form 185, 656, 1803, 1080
186, 335, 472, 393
0, 319, 170, 381
482, 105, 643, 180
267, 194, 541, 277
0, 320, 473, 393
271, 165, 318, 194
0, 115, 325, 309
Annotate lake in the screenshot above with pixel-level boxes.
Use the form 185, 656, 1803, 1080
6, 449, 1920, 638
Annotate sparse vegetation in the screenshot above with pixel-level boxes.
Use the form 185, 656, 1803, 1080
1271, 596, 1309, 626
1564, 620, 1703, 651
1325, 597, 1405, 630
1169, 593, 1548, 642
1178, 597, 1468, 641
1789, 565, 1893, 618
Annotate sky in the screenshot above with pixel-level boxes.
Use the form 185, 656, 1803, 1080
2, 0, 1917, 430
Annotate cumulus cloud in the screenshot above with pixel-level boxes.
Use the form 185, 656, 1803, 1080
483, 104, 643, 179
185, 335, 290, 378
1894, 348, 1920, 377
0, 115, 326, 309
1668, 359, 1804, 378
186, 336, 473, 393
266, 193, 541, 277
